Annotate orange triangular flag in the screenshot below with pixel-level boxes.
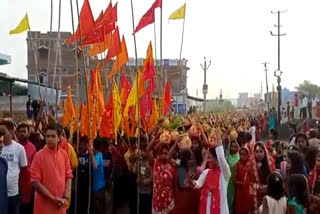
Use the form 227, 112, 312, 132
88, 32, 112, 56
108, 35, 129, 79
61, 86, 75, 126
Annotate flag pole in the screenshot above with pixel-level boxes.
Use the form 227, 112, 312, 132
154, 12, 160, 98
179, 17, 186, 61
52, 0, 62, 93
46, 0, 53, 95
130, 0, 140, 213
160, 0, 163, 92
69, 0, 80, 213
75, 0, 92, 213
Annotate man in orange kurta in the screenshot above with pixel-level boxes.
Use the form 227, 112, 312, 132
30, 123, 73, 214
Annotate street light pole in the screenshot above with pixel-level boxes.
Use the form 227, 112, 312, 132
270, 10, 286, 125
262, 62, 270, 112
200, 57, 211, 112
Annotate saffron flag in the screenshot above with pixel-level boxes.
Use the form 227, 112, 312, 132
134, 0, 162, 33
10, 13, 30, 35
95, 10, 104, 25
100, 91, 114, 139
66, 0, 95, 43
169, 3, 186, 20
149, 100, 157, 131
108, 36, 129, 80
142, 42, 156, 92
105, 27, 121, 64
102, 2, 118, 25
162, 82, 171, 115
120, 71, 132, 105
61, 86, 75, 126
82, 23, 115, 45
112, 80, 122, 140
80, 103, 89, 137
88, 32, 112, 56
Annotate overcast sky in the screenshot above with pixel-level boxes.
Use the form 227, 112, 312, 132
1, 0, 320, 99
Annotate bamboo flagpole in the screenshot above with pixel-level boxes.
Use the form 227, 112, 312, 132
69, 0, 80, 213
130, 0, 141, 212
52, 0, 62, 92
160, 0, 163, 90
179, 15, 186, 61
74, 0, 92, 213
46, 0, 53, 94
29, 29, 42, 101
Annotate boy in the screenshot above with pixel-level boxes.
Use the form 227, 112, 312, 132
30, 122, 73, 214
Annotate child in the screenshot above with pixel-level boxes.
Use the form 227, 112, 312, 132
226, 140, 240, 214
133, 142, 153, 214
234, 147, 251, 214
259, 172, 287, 214
287, 174, 309, 214
192, 139, 231, 214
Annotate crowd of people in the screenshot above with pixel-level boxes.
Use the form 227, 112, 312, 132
0, 111, 320, 214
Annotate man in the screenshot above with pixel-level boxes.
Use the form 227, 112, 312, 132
26, 95, 32, 120
312, 96, 319, 119
17, 123, 36, 214
30, 122, 73, 214
0, 120, 28, 214
302, 94, 308, 120
0, 135, 8, 214
31, 100, 39, 120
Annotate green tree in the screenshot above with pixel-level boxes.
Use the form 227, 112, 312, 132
295, 80, 320, 97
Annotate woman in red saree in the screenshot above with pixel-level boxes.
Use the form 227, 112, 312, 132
234, 147, 252, 214
147, 135, 176, 214
248, 142, 276, 214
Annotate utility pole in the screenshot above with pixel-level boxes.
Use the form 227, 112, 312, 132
200, 57, 211, 112
262, 62, 270, 112
270, 10, 286, 125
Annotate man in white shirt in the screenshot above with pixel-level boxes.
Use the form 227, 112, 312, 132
312, 97, 319, 119
301, 95, 308, 120
248, 120, 256, 143
0, 120, 28, 214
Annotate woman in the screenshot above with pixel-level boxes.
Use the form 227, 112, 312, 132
234, 147, 252, 214
308, 152, 320, 214
268, 109, 277, 131
147, 135, 176, 214
288, 123, 297, 146
248, 142, 276, 213
226, 140, 240, 214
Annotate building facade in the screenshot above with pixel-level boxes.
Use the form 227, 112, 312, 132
27, 31, 189, 113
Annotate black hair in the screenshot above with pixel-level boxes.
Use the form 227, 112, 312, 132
129, 137, 137, 147
305, 146, 320, 171
209, 147, 217, 160
100, 137, 110, 146
46, 122, 63, 137
270, 128, 278, 139
267, 172, 285, 200
237, 131, 246, 146
180, 149, 193, 169
93, 137, 102, 151
287, 174, 309, 208
287, 151, 305, 175
79, 136, 89, 145
157, 142, 170, 155
289, 123, 297, 134
245, 132, 252, 142
17, 122, 29, 132
63, 127, 70, 140
309, 130, 317, 139
254, 142, 271, 184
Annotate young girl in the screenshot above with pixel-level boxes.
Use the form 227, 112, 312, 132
234, 147, 252, 214
260, 172, 287, 214
248, 142, 276, 213
287, 174, 309, 214
147, 135, 176, 214
226, 140, 240, 214
191, 139, 231, 214
281, 150, 306, 179
295, 133, 309, 158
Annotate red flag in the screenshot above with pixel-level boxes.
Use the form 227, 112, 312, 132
163, 82, 171, 115
102, 3, 118, 25
90, 69, 95, 94
66, 0, 95, 43
105, 27, 121, 64
95, 10, 104, 25
142, 42, 156, 92
82, 23, 115, 45
134, 0, 162, 33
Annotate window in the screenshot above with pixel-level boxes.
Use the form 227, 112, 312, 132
39, 72, 47, 84
39, 75, 44, 84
